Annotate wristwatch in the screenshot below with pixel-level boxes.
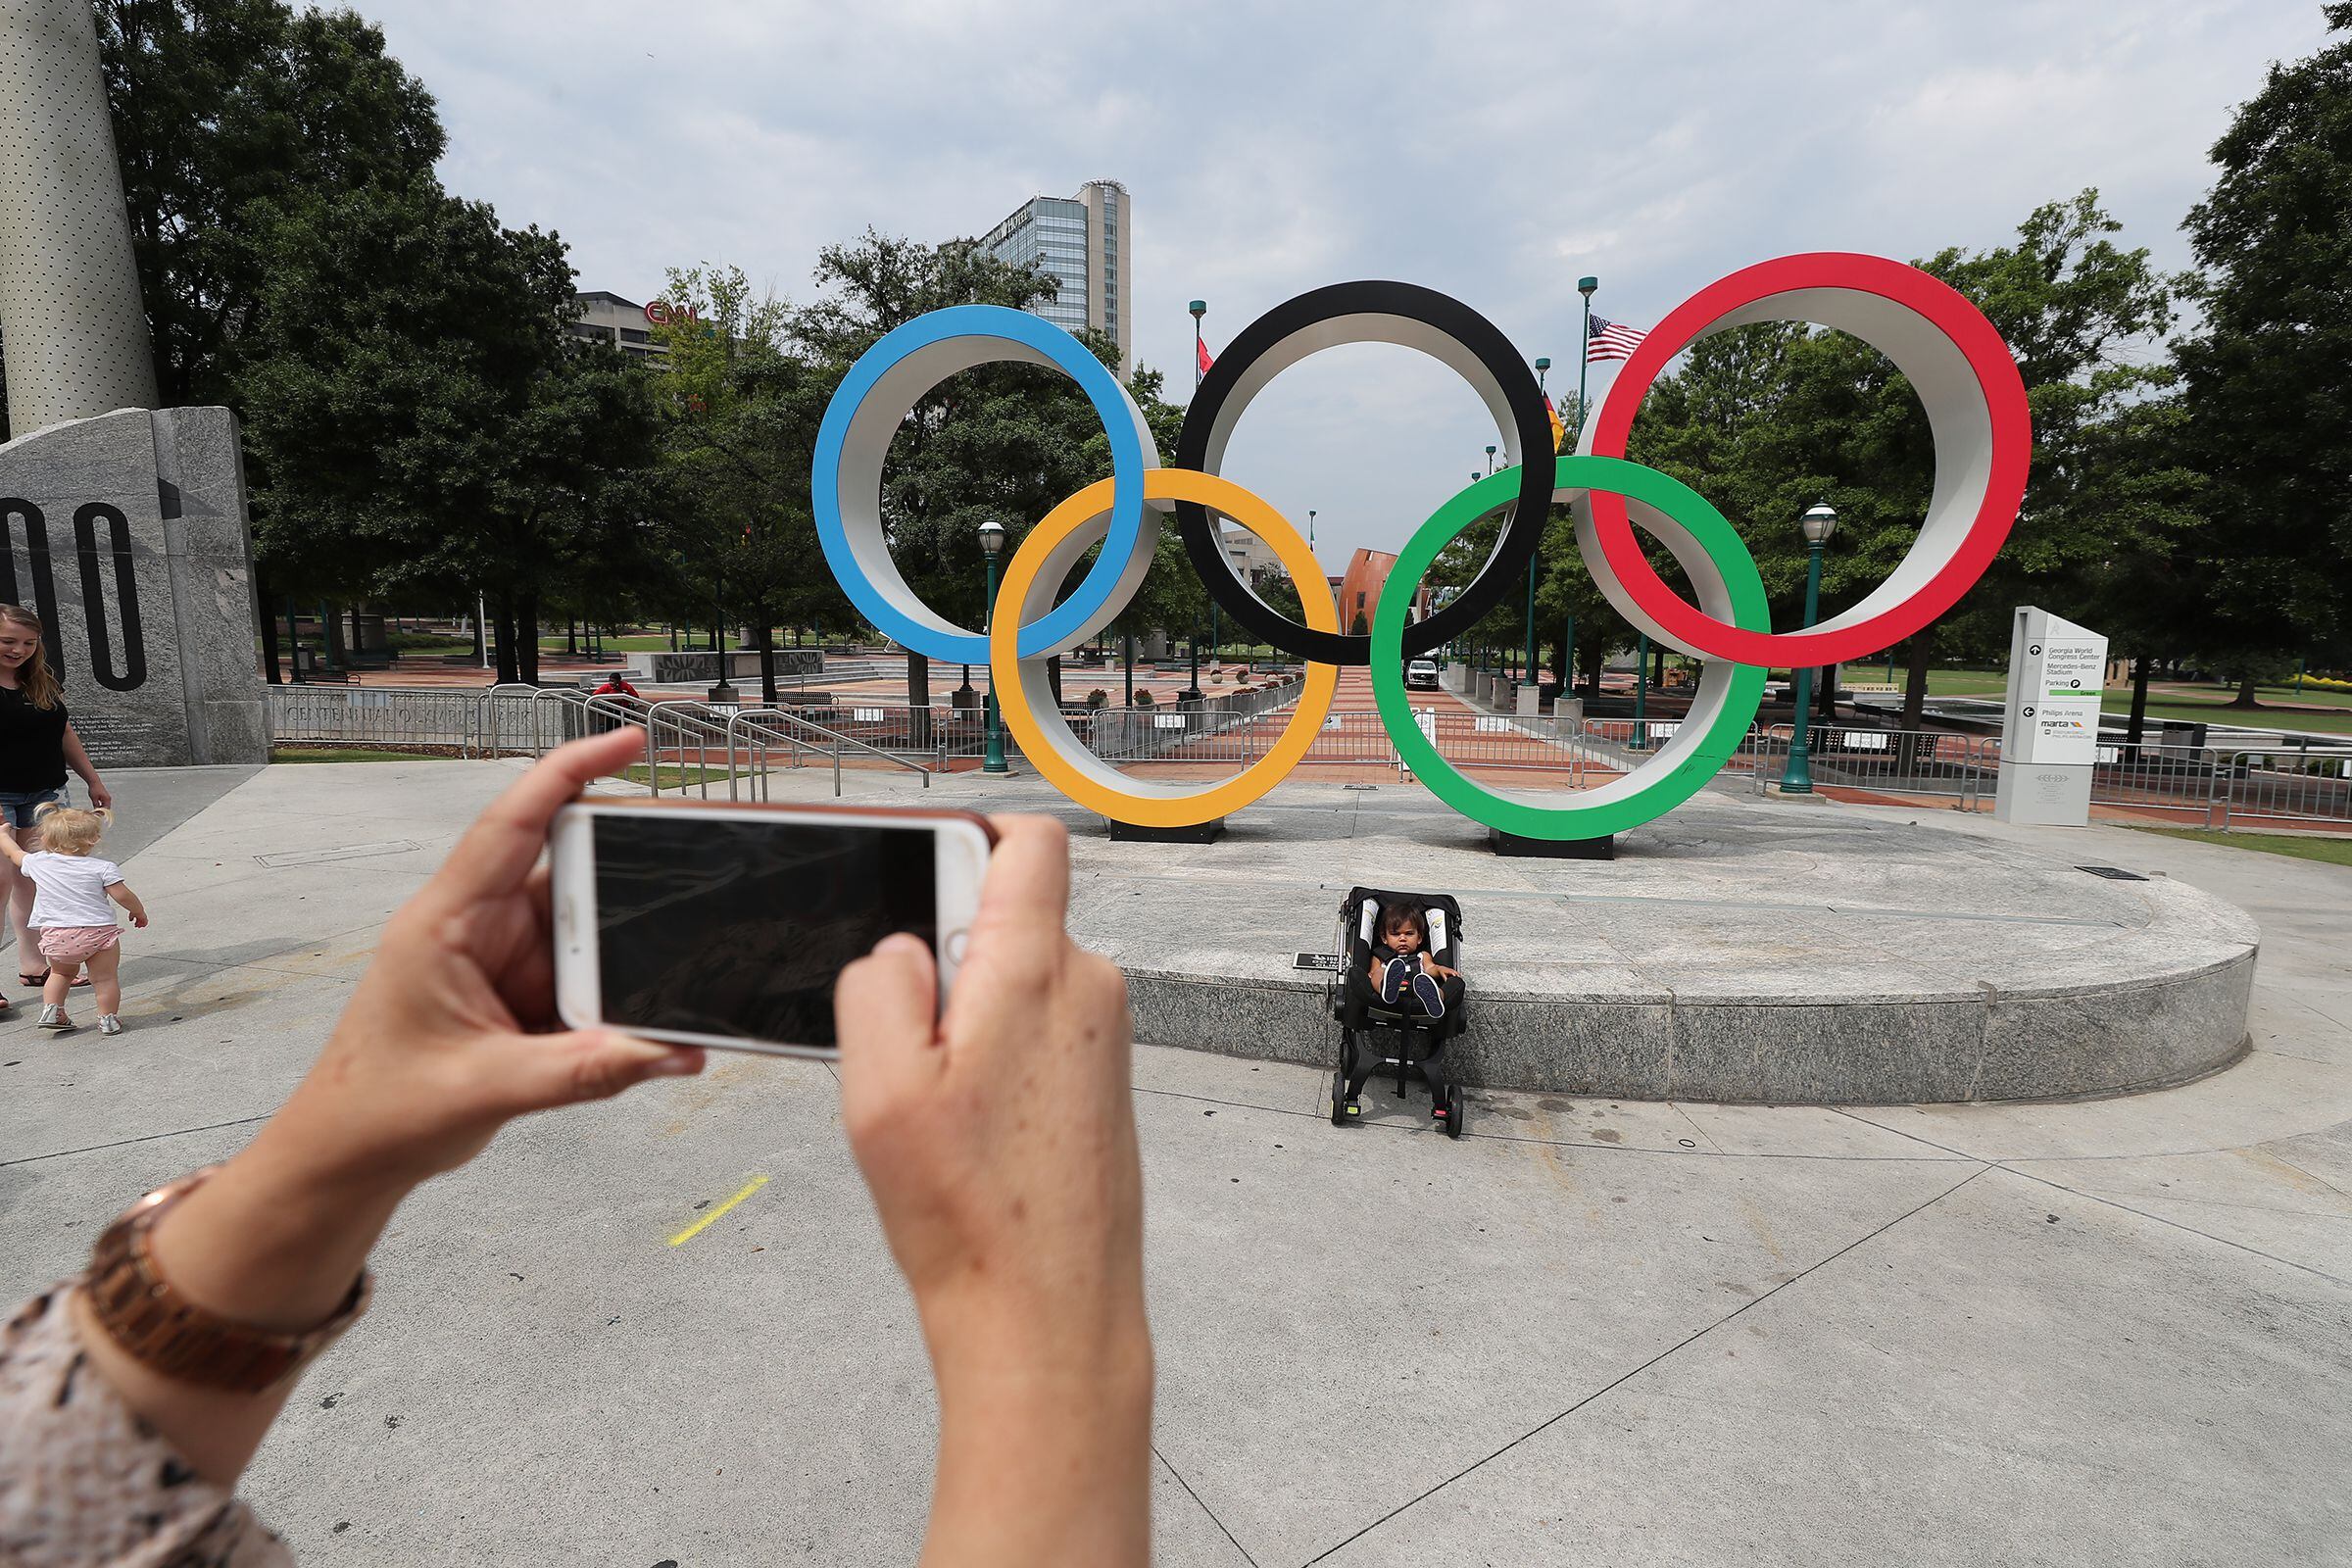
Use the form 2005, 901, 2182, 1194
81, 1166, 371, 1393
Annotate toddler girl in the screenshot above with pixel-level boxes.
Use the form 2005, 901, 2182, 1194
0, 804, 147, 1034
1367, 904, 1460, 1019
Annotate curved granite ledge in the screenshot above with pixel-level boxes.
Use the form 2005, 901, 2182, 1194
1123, 949, 2253, 1103
1078, 792, 2260, 1104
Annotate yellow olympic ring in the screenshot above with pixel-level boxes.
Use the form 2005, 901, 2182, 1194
990, 469, 1340, 828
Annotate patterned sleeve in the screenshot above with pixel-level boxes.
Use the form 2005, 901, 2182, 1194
0, 1286, 292, 1568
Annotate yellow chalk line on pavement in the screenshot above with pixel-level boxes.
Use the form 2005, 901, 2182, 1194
667, 1175, 770, 1247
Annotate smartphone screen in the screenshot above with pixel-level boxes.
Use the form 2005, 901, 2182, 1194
591, 813, 938, 1050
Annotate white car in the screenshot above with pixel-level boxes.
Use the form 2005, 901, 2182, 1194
1405, 659, 1441, 690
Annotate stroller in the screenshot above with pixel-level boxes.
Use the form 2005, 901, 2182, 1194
1326, 885, 1469, 1138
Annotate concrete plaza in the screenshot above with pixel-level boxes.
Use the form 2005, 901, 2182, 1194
1, 759, 2347, 1566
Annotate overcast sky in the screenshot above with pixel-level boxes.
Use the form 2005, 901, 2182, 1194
357, 0, 2328, 570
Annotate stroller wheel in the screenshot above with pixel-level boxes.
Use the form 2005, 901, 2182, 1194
1330, 1069, 1353, 1127
1445, 1084, 1466, 1140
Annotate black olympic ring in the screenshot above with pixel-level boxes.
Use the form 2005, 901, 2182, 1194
1173, 280, 1555, 665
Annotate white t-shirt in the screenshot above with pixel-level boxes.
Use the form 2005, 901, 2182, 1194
23, 851, 123, 929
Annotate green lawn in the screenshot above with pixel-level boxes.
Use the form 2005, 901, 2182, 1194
1924, 667, 2009, 696
541, 634, 746, 653
2122, 825, 2352, 867
1763, 665, 2010, 695
270, 746, 446, 763
620, 762, 733, 789
2139, 682, 2352, 712
2102, 698, 2352, 737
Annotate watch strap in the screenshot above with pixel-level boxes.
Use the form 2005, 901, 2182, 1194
82, 1166, 370, 1394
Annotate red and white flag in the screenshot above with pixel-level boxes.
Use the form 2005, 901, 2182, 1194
1197, 337, 1215, 376
1586, 316, 1649, 363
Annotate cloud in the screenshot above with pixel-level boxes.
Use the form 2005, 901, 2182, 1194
357, 0, 2329, 567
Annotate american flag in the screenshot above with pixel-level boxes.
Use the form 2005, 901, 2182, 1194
1586, 316, 1649, 363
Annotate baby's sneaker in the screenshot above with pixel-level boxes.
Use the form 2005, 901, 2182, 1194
37, 1004, 73, 1031
98, 1014, 123, 1037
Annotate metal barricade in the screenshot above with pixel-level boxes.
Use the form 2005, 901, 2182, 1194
2215, 747, 2352, 829
1747, 725, 1997, 808
267, 685, 486, 755
2087, 743, 2224, 817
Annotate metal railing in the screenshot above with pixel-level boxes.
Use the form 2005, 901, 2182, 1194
267, 687, 2352, 833
2086, 743, 2225, 816
2215, 748, 2352, 829
268, 684, 496, 755
1748, 726, 1999, 808
724, 706, 933, 799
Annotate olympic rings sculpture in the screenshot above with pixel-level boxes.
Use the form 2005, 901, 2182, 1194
811, 253, 2031, 839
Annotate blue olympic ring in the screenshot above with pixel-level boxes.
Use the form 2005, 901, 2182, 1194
811, 304, 1158, 663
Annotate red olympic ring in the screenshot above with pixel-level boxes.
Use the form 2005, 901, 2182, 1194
1584, 252, 2032, 666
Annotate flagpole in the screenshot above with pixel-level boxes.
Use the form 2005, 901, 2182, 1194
1576, 275, 1598, 709
1190, 299, 1215, 668
1527, 356, 1550, 693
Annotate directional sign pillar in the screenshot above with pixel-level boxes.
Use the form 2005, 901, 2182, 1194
1993, 606, 2108, 826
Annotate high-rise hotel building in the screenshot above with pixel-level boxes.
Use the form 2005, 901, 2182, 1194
978, 179, 1132, 374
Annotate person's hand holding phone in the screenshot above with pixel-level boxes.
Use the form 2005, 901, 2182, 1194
77, 729, 705, 1488
836, 816, 1151, 1568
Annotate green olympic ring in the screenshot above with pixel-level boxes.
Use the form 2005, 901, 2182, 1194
1370, 456, 1769, 841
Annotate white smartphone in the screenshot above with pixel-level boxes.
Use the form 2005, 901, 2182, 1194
550, 800, 994, 1059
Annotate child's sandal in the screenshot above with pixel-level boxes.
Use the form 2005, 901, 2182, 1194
17, 971, 47, 987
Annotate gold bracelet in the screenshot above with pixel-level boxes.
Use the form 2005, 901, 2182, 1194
81, 1166, 370, 1394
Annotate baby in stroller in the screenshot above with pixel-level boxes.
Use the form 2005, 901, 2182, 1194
1367, 903, 1462, 1019
1330, 886, 1470, 1137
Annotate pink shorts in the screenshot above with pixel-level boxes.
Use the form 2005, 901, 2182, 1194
37, 925, 120, 964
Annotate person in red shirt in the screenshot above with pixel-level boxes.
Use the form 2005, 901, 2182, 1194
591, 673, 641, 700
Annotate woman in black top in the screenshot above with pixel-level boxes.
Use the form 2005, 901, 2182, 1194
0, 605, 115, 993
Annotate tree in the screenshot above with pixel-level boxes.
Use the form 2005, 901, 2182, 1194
94, 0, 444, 408
2177, 3, 2352, 694
655, 265, 845, 702
237, 182, 659, 682
2065, 376, 2207, 741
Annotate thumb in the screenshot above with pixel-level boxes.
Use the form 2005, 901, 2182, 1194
835, 934, 941, 1128
506, 1029, 705, 1111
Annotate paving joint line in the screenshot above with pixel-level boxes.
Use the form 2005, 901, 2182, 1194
1298, 1165, 1992, 1564
1, 1113, 271, 1169
1154, 1444, 1259, 1568
2263, 1150, 2352, 1202
1988, 1164, 2352, 1292
1832, 1107, 2352, 1169
1135, 1086, 1982, 1162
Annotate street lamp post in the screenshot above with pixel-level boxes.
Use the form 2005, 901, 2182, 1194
1631, 632, 1648, 749
1780, 503, 1838, 795
1575, 276, 1597, 447
978, 520, 1009, 774
1528, 355, 1550, 691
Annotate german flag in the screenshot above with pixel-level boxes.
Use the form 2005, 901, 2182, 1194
1544, 393, 1566, 454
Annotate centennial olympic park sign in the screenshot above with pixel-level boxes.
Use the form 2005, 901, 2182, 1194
812, 254, 2032, 840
